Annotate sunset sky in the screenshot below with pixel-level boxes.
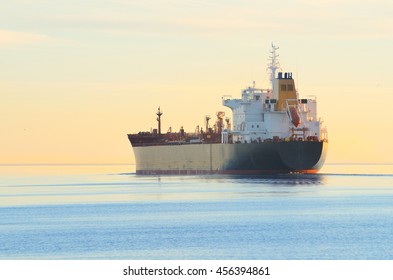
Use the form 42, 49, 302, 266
1, 0, 392, 164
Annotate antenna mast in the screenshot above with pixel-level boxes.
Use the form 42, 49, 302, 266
156, 107, 163, 135
267, 43, 280, 94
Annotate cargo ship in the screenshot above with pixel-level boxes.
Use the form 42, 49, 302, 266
128, 44, 328, 174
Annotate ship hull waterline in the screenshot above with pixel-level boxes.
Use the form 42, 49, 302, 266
131, 141, 328, 175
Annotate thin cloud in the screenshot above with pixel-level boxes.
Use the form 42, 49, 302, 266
31, 1, 393, 40
0, 29, 56, 46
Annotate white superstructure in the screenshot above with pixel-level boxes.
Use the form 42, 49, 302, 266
222, 44, 327, 144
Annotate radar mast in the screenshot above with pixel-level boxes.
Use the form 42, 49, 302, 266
267, 43, 280, 94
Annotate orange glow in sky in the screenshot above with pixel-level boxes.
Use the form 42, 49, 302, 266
1, 0, 392, 164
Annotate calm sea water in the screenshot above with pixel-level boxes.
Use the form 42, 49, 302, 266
0, 164, 392, 260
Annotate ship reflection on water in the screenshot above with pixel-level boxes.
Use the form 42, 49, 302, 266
143, 173, 328, 202
202, 174, 327, 200
219, 173, 326, 186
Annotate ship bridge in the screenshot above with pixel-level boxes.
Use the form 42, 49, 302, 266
221, 45, 326, 144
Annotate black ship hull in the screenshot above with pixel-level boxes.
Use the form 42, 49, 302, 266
130, 140, 328, 175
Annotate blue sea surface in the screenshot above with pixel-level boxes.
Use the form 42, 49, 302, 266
0, 164, 392, 259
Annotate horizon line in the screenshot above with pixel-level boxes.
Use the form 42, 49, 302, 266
0, 163, 135, 166
0, 162, 392, 166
